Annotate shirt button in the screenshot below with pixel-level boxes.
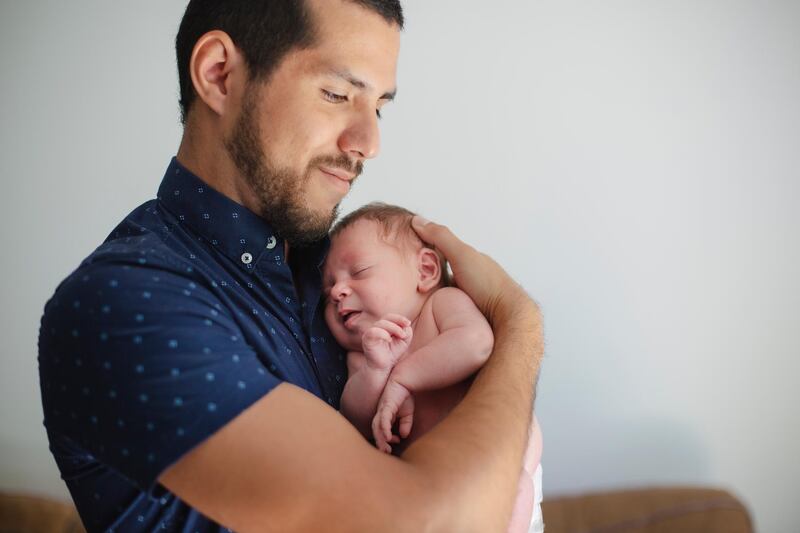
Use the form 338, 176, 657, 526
241, 252, 253, 265
266, 236, 277, 250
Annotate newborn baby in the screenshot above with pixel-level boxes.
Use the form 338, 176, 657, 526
323, 203, 543, 533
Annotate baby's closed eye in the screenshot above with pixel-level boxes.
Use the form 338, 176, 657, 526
352, 265, 372, 277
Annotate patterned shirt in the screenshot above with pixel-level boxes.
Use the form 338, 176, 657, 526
38, 158, 346, 532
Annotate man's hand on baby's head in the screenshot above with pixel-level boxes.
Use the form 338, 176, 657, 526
411, 216, 539, 327
362, 314, 413, 371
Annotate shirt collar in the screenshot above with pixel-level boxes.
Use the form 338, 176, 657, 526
157, 157, 330, 272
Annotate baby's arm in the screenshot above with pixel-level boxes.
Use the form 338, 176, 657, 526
339, 316, 413, 440
373, 288, 494, 446
390, 287, 494, 392
339, 351, 391, 439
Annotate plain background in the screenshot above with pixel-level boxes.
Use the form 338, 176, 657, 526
2, 1, 798, 531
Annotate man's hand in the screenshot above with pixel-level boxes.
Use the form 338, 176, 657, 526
362, 314, 413, 371
411, 217, 537, 327
372, 379, 414, 453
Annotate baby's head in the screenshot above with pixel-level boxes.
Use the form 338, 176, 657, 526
323, 203, 449, 351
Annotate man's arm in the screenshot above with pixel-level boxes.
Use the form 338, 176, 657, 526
159, 218, 542, 532
160, 383, 436, 532
396, 217, 544, 531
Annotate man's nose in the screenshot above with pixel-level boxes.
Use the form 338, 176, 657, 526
338, 106, 381, 161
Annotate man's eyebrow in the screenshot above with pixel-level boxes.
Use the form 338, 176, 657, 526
327, 68, 396, 101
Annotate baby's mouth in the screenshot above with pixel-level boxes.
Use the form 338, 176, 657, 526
342, 311, 362, 329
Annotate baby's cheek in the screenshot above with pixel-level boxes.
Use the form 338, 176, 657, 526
323, 306, 340, 336
323, 308, 352, 349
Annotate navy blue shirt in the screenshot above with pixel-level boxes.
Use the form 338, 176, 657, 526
38, 158, 346, 532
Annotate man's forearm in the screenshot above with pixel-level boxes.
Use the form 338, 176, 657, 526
158, 298, 543, 533
402, 297, 542, 532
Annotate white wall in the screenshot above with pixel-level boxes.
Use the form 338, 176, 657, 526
2, 2, 798, 531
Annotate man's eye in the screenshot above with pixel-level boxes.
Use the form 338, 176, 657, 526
376, 109, 382, 119
353, 266, 370, 276
322, 89, 347, 103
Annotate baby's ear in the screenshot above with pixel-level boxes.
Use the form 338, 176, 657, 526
417, 247, 441, 293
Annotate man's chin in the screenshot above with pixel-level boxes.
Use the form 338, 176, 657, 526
279, 207, 338, 246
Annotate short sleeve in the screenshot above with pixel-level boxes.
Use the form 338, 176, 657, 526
39, 261, 280, 492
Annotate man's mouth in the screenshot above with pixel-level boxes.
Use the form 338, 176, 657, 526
319, 166, 353, 194
319, 166, 356, 182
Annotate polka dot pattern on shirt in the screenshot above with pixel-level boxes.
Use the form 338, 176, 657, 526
38, 157, 345, 532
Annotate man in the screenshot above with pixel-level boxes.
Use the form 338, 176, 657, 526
38, 1, 542, 531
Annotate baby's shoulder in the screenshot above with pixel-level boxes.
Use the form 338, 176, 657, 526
429, 286, 477, 310
427, 286, 486, 326
426, 286, 493, 341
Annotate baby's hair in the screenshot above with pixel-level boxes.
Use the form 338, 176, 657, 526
331, 202, 452, 287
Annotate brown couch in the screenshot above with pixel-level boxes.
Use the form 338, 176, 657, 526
541, 487, 753, 533
0, 487, 753, 532
0, 492, 85, 533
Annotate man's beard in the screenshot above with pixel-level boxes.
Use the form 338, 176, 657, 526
224, 87, 362, 246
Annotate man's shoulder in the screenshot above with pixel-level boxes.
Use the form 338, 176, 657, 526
40, 199, 219, 335
58, 199, 201, 292
88, 199, 194, 271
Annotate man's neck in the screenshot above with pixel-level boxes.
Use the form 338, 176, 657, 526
176, 121, 261, 217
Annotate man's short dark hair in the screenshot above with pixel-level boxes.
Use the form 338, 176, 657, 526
175, 0, 404, 124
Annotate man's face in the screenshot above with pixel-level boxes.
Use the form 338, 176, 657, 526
225, 0, 400, 245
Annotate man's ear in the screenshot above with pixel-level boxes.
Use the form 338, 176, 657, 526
417, 247, 442, 294
188, 30, 245, 117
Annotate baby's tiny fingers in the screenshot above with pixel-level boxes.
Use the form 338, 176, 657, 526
371, 425, 391, 454
373, 319, 407, 339
380, 413, 395, 443
382, 313, 412, 328
364, 327, 391, 343
398, 417, 413, 438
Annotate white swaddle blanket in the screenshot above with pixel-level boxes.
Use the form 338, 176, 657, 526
529, 463, 544, 533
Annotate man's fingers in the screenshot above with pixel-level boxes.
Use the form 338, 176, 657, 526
411, 214, 536, 325
411, 216, 470, 261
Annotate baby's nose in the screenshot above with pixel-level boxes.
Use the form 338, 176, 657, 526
331, 281, 351, 301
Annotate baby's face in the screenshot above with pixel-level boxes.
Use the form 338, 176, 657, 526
323, 219, 421, 351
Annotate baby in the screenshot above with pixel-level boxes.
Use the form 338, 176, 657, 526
323, 203, 543, 533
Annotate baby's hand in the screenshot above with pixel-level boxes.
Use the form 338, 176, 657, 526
372, 380, 414, 454
361, 314, 413, 371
